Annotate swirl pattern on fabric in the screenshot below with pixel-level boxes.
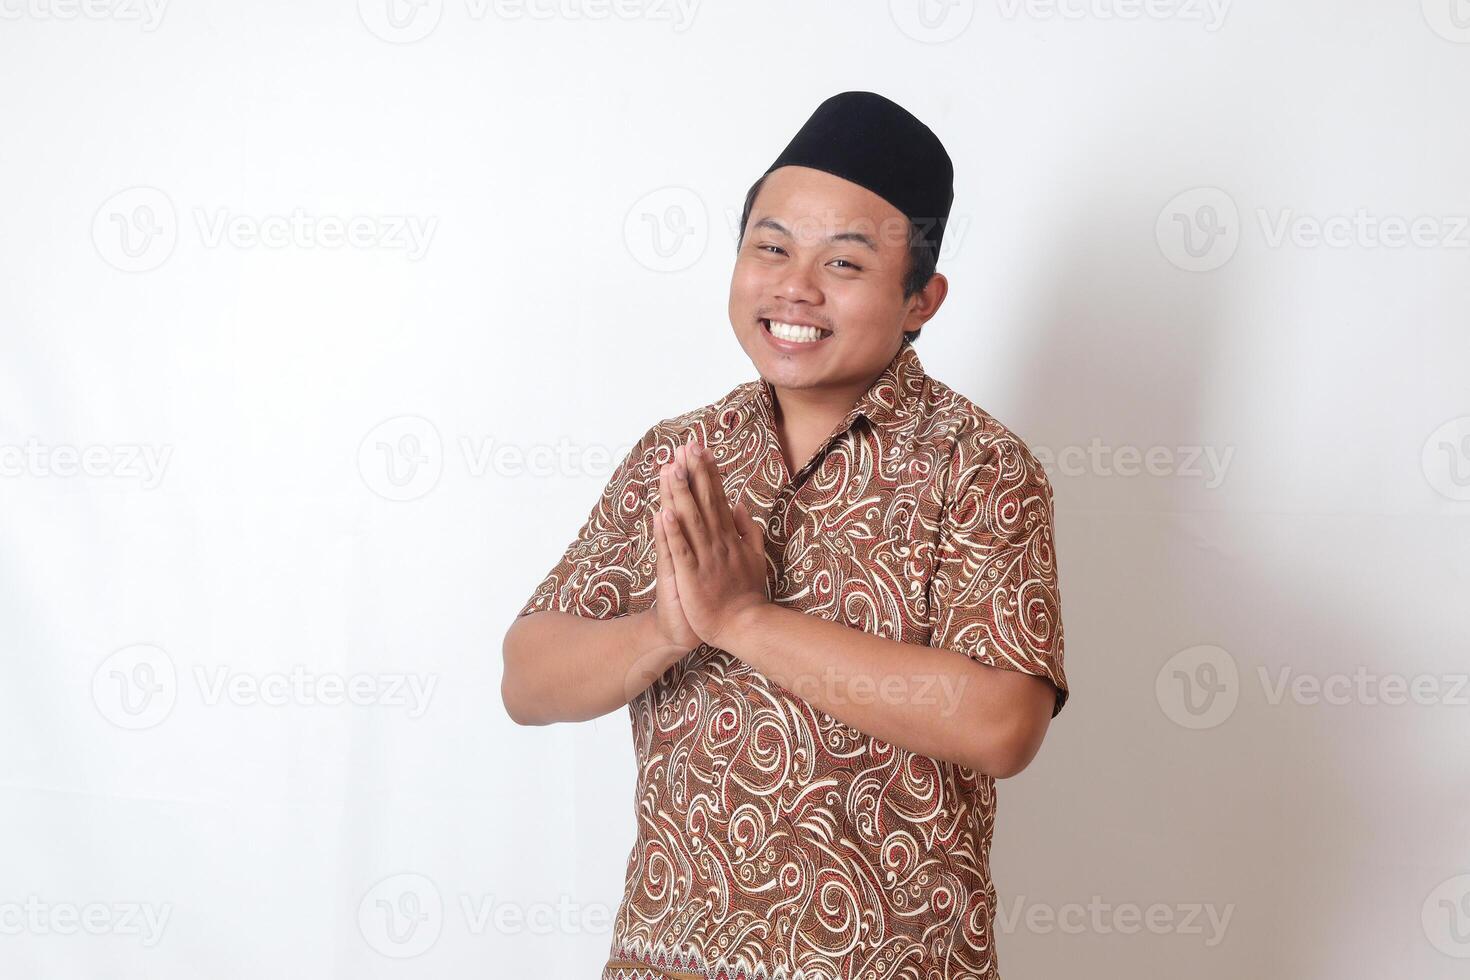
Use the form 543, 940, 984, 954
518, 342, 1068, 980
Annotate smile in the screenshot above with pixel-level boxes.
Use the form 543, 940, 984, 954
761, 318, 833, 345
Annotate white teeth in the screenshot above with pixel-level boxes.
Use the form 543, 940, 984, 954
767, 320, 827, 343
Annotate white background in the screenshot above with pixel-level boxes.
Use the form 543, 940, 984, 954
2, 1, 1468, 977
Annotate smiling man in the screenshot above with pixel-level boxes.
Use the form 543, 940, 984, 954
502, 91, 1070, 980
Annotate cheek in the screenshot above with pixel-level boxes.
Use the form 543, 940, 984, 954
734, 258, 772, 289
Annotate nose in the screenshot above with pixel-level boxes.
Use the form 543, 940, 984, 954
773, 256, 822, 305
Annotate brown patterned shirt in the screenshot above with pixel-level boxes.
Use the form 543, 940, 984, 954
517, 341, 1069, 980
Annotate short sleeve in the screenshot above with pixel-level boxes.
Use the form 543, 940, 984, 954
927, 432, 1069, 717
516, 425, 658, 622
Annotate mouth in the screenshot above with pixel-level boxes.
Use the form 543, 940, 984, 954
760, 318, 833, 346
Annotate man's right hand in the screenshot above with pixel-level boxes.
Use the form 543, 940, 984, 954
651, 447, 703, 654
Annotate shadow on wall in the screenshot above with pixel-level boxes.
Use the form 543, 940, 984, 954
978, 199, 1396, 979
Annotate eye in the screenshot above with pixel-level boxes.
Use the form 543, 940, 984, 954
830, 258, 862, 270
757, 244, 785, 255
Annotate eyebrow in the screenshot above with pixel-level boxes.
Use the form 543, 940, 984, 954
751, 217, 878, 252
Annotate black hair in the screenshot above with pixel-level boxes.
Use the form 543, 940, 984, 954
735, 173, 937, 345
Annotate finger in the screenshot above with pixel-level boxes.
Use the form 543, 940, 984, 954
660, 506, 696, 571
667, 444, 707, 550
732, 498, 757, 541
733, 499, 767, 566
688, 440, 736, 536
652, 496, 679, 600
661, 455, 692, 546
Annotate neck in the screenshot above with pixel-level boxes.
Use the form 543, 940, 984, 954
767, 373, 874, 478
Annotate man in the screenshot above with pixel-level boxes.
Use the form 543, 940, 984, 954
502, 91, 1070, 980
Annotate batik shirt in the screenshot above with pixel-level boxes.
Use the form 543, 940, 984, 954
517, 340, 1070, 980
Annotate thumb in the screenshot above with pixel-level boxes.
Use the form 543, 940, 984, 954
733, 499, 760, 546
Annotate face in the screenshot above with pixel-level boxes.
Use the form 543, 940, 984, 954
728, 165, 946, 397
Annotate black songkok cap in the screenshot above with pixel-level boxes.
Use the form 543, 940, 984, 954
763, 90, 955, 254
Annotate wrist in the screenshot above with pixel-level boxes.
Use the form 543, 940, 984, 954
711, 596, 774, 650
634, 608, 692, 665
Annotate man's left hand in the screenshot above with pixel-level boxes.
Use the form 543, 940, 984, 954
656, 435, 770, 649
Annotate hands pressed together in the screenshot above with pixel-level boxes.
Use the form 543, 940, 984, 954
649, 434, 771, 653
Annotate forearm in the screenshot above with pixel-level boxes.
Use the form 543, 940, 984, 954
718, 603, 1051, 777
501, 609, 688, 725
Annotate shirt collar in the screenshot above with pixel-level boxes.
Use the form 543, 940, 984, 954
751, 339, 927, 435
